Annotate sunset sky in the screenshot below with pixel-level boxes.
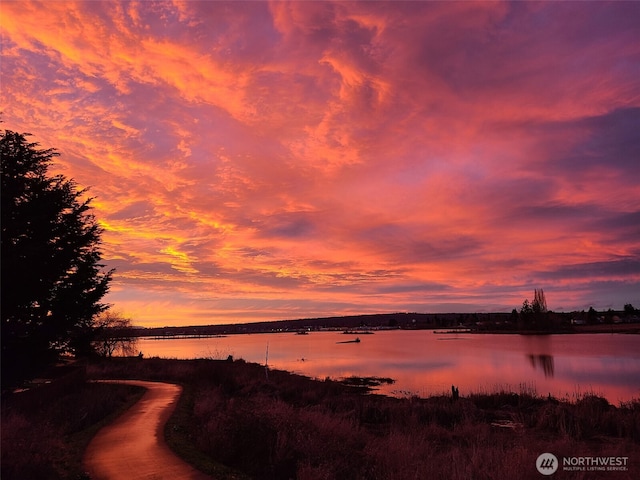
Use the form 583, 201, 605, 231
2, 1, 639, 327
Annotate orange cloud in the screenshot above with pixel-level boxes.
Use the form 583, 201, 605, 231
1, 1, 638, 326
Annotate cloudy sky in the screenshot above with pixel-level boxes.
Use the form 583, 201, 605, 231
2, 1, 639, 327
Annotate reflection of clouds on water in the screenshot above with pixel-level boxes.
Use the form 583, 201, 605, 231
137, 332, 640, 402
527, 354, 555, 377
385, 360, 453, 370
554, 358, 640, 387
199, 346, 235, 360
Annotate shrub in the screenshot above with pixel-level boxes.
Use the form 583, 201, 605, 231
83, 357, 640, 479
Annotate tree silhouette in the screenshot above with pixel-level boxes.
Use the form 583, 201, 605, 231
519, 289, 550, 329
93, 311, 138, 357
532, 289, 547, 314
1, 130, 113, 388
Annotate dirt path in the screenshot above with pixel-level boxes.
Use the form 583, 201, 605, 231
83, 380, 211, 480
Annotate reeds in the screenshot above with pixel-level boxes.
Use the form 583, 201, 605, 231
1, 381, 144, 480
3, 357, 638, 480
86, 357, 640, 479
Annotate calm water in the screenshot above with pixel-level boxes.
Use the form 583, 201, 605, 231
136, 331, 640, 403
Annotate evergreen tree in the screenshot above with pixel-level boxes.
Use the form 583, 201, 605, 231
1, 130, 113, 388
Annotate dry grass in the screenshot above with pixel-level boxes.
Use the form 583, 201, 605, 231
86, 357, 640, 479
3, 357, 637, 479
1, 381, 144, 480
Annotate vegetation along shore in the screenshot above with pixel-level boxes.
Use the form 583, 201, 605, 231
2, 357, 638, 480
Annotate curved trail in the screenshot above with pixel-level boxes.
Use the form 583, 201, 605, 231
84, 380, 210, 480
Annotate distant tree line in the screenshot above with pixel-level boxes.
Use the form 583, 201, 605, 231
516, 289, 551, 330
510, 290, 638, 330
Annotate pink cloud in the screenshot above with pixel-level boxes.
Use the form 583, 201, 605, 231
1, 1, 638, 325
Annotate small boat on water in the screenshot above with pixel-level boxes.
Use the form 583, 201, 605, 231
337, 337, 360, 344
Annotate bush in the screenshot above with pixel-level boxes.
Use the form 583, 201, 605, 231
83, 357, 640, 479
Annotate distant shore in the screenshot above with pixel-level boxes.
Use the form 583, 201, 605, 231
463, 323, 640, 335
134, 322, 640, 339
129, 311, 640, 338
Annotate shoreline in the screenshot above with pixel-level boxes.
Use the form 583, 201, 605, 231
461, 324, 640, 335
3, 357, 638, 480
134, 322, 640, 339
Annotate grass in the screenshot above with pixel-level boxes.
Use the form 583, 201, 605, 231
3, 356, 639, 479
1, 380, 144, 480
164, 382, 251, 480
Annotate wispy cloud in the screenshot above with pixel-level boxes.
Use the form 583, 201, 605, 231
2, 1, 638, 325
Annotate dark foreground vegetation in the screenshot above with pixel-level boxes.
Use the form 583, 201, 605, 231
1, 374, 144, 480
3, 357, 638, 480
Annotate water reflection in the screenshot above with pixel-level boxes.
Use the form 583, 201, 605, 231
136, 331, 640, 403
527, 354, 555, 377
522, 334, 555, 377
